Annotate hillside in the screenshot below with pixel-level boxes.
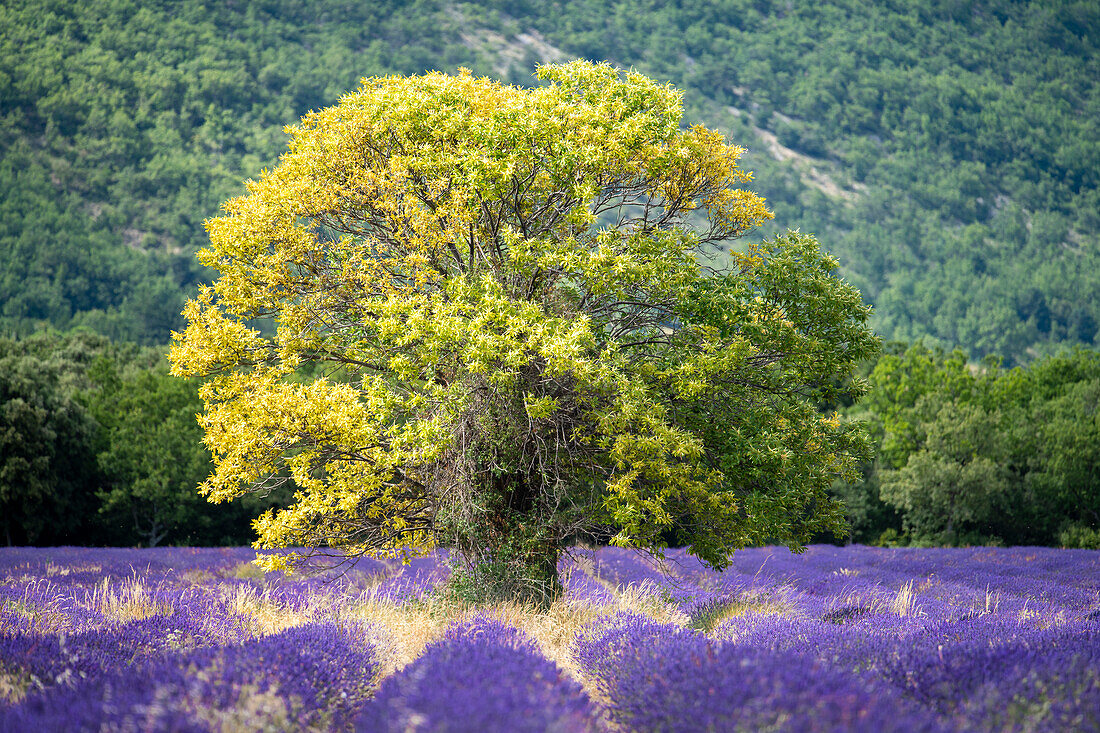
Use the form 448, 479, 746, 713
1, 0, 1097, 362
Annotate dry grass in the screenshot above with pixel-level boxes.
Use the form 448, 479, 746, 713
44, 562, 102, 577
0, 671, 34, 705
228, 560, 268, 581
701, 596, 792, 632
86, 576, 170, 621
223, 584, 311, 635
341, 594, 449, 676
612, 580, 690, 626
476, 599, 616, 682
890, 580, 919, 617
981, 585, 1002, 615
2, 580, 72, 634
188, 679, 295, 733
319, 576, 696, 697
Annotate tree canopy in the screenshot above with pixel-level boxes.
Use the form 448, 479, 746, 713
170, 61, 875, 603
0, 338, 100, 546
837, 343, 1100, 548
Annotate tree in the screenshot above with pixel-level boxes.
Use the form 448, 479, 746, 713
170, 61, 877, 605
81, 357, 216, 547
1022, 373, 1100, 540
80, 355, 294, 547
878, 401, 1016, 545
851, 342, 1100, 547
0, 338, 101, 546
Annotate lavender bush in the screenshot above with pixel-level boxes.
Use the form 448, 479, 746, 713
3, 621, 380, 731
573, 612, 944, 732
353, 616, 599, 732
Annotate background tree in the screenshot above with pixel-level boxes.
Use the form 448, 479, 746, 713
877, 401, 1016, 546
0, 337, 101, 545
0, 330, 287, 548
843, 343, 1100, 547
170, 61, 877, 605
79, 354, 294, 547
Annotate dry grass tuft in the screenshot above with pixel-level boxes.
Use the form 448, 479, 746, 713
44, 562, 101, 577
1, 596, 65, 635
340, 594, 450, 677
613, 580, 690, 626
224, 584, 309, 635
981, 585, 1002, 615
697, 596, 792, 633
87, 576, 170, 621
476, 598, 617, 682
890, 580, 919, 617
0, 671, 34, 705
228, 560, 267, 581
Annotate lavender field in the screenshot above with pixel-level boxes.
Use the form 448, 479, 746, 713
1, 545, 1098, 732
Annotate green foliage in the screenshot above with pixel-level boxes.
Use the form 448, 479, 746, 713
827, 462, 900, 545
844, 343, 1100, 546
0, 330, 288, 547
82, 358, 206, 546
443, 538, 564, 610
79, 357, 291, 547
0, 0, 485, 344
1059, 523, 1100, 550
1021, 377, 1100, 536
469, 0, 1100, 362
0, 336, 101, 545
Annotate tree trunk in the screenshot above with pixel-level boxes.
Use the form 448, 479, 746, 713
451, 520, 564, 610
515, 542, 563, 610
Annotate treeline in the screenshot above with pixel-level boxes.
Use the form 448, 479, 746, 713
2, 0, 1098, 362
3, 330, 1096, 549
0, 331, 289, 547
833, 343, 1100, 549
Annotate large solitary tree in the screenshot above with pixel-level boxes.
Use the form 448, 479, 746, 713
170, 61, 877, 605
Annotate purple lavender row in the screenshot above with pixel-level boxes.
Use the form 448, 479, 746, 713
659, 545, 1100, 623
579, 546, 672, 588
0, 545, 390, 588
573, 612, 943, 732
712, 611, 1100, 730
0, 546, 418, 637
3, 620, 380, 732
354, 616, 600, 732
877, 614, 1100, 730
557, 553, 617, 604
698, 546, 1098, 610
0, 608, 250, 698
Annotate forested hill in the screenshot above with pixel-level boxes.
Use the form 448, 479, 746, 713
2, 0, 1097, 362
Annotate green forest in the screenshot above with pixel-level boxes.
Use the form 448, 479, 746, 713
1, 0, 1097, 548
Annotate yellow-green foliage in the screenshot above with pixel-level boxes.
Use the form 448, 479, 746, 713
170, 61, 876, 579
